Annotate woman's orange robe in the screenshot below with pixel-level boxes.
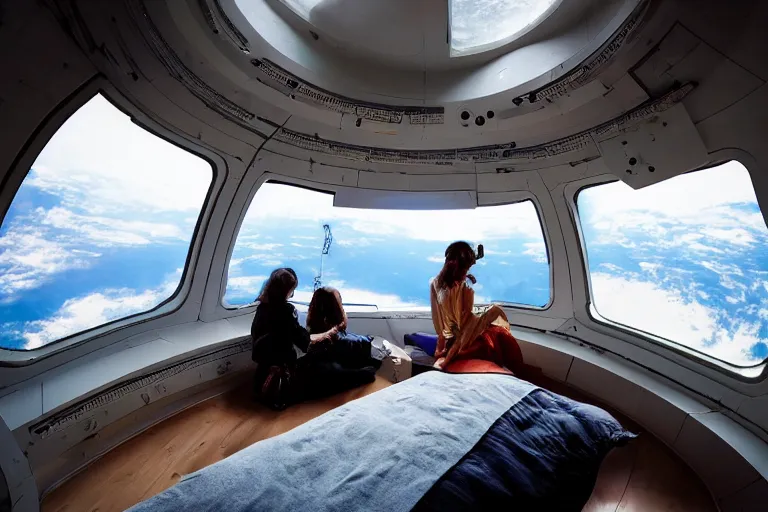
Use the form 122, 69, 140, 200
430, 278, 523, 373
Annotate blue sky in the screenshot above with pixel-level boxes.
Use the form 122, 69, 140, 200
0, 94, 766, 368
579, 162, 768, 366
224, 184, 550, 310
0, 95, 210, 350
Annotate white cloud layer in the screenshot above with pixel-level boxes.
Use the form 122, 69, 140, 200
591, 273, 763, 365
0, 228, 92, 296
0, 94, 210, 301
241, 183, 545, 243
225, 275, 268, 300
225, 274, 421, 310
9, 270, 181, 350
582, 162, 768, 366
28, 95, 210, 215
580, 161, 766, 249
523, 241, 547, 263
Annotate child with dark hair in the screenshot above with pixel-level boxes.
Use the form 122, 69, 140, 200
250, 268, 376, 410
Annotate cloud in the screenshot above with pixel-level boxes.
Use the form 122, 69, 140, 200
27, 95, 210, 215
336, 237, 381, 248
224, 274, 421, 310
293, 285, 420, 310
239, 242, 282, 251
225, 275, 268, 299
427, 255, 444, 263
450, 0, 557, 52
580, 162, 766, 251
591, 272, 764, 366
41, 207, 186, 246
0, 94, 211, 301
581, 161, 768, 365
700, 228, 755, 246
522, 241, 547, 263
0, 227, 93, 296
240, 183, 545, 243
9, 269, 182, 350
230, 255, 283, 268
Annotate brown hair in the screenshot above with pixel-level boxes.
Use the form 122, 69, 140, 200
306, 286, 346, 334
258, 268, 298, 304
435, 241, 477, 290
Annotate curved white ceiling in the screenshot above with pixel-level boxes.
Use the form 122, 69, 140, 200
276, 0, 563, 60
228, 0, 628, 101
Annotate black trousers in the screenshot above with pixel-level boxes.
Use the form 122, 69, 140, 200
254, 355, 376, 410
295, 355, 377, 401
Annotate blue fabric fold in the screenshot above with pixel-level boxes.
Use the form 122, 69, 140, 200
128, 373, 634, 512
128, 372, 536, 512
404, 332, 439, 356
413, 388, 637, 511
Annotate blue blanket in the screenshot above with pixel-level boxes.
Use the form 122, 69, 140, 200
129, 372, 633, 511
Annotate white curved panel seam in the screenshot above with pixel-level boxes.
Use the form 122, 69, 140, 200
198, 162, 269, 321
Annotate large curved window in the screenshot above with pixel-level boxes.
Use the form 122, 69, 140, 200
450, 0, 561, 56
0, 94, 211, 350
225, 182, 550, 310
578, 161, 768, 367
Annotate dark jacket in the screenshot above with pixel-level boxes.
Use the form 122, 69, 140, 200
251, 302, 310, 367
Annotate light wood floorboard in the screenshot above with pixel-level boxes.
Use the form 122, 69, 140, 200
43, 374, 715, 512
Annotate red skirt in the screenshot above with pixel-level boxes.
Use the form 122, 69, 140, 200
444, 325, 524, 375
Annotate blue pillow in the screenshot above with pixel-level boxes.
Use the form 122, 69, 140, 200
404, 332, 439, 357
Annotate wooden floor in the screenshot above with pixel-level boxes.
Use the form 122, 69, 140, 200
43, 374, 716, 512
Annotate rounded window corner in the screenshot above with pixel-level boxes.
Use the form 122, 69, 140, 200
221, 181, 553, 315
0, 92, 214, 358
572, 160, 768, 375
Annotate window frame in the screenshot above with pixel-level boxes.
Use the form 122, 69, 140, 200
220, 174, 555, 313
566, 159, 768, 381
0, 83, 223, 364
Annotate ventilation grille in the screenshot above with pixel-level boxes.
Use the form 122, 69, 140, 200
30, 339, 251, 439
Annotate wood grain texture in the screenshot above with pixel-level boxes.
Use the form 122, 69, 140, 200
43, 375, 716, 512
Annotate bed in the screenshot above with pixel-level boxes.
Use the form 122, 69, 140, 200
128, 371, 635, 511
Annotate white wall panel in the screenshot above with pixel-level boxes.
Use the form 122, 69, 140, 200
0, 384, 43, 431
673, 414, 761, 498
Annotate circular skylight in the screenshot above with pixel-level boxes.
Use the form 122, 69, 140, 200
278, 0, 323, 20
450, 0, 561, 56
